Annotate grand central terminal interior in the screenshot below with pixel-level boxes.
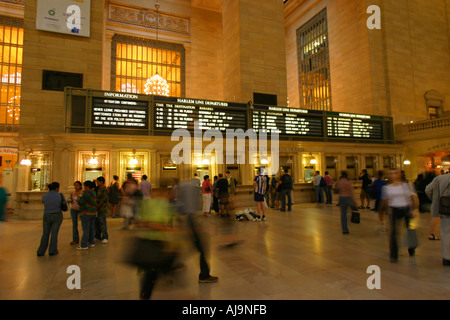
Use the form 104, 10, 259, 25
0, 0, 449, 302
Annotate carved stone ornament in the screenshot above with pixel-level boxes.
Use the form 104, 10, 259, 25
108, 3, 190, 35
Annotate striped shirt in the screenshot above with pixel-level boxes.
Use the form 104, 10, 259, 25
78, 190, 97, 216
254, 175, 267, 195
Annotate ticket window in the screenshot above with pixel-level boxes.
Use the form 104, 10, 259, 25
161, 157, 178, 186
383, 156, 394, 170
29, 154, 51, 191
121, 152, 148, 183
196, 166, 211, 183
302, 154, 317, 183
82, 153, 107, 182
346, 157, 358, 181
325, 156, 338, 180
279, 156, 294, 179
365, 156, 376, 177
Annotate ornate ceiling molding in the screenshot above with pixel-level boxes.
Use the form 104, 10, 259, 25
108, 3, 190, 36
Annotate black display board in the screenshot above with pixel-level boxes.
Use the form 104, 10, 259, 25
91, 97, 149, 129
252, 106, 323, 137
326, 112, 384, 140
154, 97, 247, 132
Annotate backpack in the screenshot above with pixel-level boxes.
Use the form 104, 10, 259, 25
320, 176, 327, 188
282, 174, 293, 190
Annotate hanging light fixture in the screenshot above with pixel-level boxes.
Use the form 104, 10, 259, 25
21, 151, 32, 166
88, 149, 99, 165
144, 2, 169, 97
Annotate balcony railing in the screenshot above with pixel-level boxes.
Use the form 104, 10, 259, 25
406, 117, 450, 133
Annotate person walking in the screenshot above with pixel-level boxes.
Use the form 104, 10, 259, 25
335, 171, 354, 234
425, 172, 450, 266
371, 171, 387, 231
379, 169, 417, 263
109, 175, 121, 218
277, 168, 293, 212
313, 171, 324, 204
202, 175, 212, 217
77, 181, 97, 250
37, 182, 67, 256
324, 171, 333, 204
359, 169, 372, 209
68, 181, 83, 245
95, 177, 109, 244
253, 168, 267, 221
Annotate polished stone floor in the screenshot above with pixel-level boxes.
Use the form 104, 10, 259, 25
0, 203, 449, 301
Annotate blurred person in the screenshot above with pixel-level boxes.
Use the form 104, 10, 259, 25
177, 177, 218, 283
37, 182, 67, 256
421, 172, 441, 240
216, 174, 229, 216
264, 175, 270, 207
371, 171, 387, 231
132, 188, 180, 300
109, 175, 121, 218
202, 175, 212, 217
95, 177, 109, 244
68, 181, 83, 245
269, 175, 277, 208
275, 177, 282, 210
253, 168, 267, 221
277, 168, 293, 212
324, 171, 333, 205
226, 171, 236, 196
313, 171, 324, 204
193, 173, 201, 187
0, 175, 7, 235
359, 169, 372, 209
212, 176, 219, 213
379, 169, 417, 263
335, 171, 354, 234
121, 173, 141, 229
425, 172, 450, 266
77, 181, 97, 250
139, 174, 152, 199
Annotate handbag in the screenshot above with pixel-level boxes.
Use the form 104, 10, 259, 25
60, 193, 68, 212
122, 237, 177, 272
351, 211, 360, 224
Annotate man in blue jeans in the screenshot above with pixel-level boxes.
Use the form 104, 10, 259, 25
37, 182, 67, 256
314, 171, 324, 204
277, 168, 293, 212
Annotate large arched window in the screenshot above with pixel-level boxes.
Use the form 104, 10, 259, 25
297, 9, 331, 111
0, 15, 23, 132
111, 34, 185, 97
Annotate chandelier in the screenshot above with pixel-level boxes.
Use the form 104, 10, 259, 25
144, 2, 170, 97
144, 72, 169, 96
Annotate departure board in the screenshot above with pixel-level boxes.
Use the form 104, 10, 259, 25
326, 112, 384, 140
92, 97, 149, 129
252, 106, 323, 137
154, 97, 247, 131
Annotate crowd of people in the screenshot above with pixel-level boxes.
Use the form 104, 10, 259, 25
31, 165, 450, 299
